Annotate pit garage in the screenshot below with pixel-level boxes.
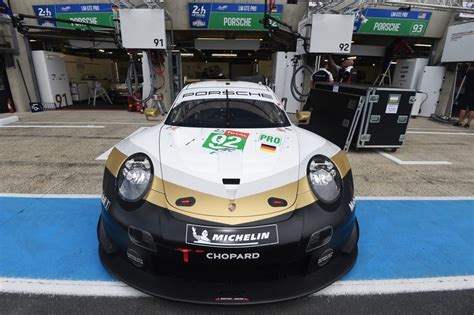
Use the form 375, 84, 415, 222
0, 0, 473, 313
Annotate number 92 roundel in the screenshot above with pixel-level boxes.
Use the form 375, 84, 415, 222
97, 81, 359, 304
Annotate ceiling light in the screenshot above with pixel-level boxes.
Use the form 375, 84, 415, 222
29, 39, 37, 42
197, 37, 225, 40
347, 56, 357, 60
211, 53, 237, 57
181, 53, 194, 57
98, 49, 105, 53
414, 44, 432, 47
391, 61, 398, 65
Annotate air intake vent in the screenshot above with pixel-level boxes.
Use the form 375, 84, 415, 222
306, 226, 333, 252
222, 178, 240, 185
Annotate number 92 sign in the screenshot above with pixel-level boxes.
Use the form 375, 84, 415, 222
202, 130, 249, 151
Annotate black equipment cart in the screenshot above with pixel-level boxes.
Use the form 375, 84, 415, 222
302, 83, 416, 152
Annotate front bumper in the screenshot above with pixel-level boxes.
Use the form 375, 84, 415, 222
99, 217, 357, 304
98, 174, 358, 304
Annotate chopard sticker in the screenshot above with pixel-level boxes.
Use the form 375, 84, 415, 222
202, 130, 249, 151
186, 224, 279, 248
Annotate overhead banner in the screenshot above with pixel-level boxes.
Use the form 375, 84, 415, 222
188, 3, 282, 30
32, 3, 113, 30
354, 9, 432, 36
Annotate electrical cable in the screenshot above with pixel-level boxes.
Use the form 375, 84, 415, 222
290, 62, 313, 102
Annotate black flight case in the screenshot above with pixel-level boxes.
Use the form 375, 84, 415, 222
304, 83, 416, 152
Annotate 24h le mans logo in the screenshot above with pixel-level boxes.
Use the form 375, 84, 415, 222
202, 130, 249, 151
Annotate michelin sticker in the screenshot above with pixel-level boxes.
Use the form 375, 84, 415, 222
202, 130, 249, 151
186, 224, 279, 248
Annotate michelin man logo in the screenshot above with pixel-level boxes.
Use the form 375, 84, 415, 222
192, 226, 210, 243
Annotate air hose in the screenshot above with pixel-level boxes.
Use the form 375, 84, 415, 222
126, 51, 155, 104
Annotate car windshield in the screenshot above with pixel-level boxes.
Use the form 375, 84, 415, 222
165, 98, 291, 128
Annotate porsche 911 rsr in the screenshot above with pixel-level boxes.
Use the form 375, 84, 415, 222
98, 81, 359, 304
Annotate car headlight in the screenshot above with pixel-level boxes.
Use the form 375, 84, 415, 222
117, 153, 153, 202
307, 155, 342, 204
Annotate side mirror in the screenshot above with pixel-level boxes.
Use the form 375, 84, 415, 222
296, 111, 311, 125
144, 108, 160, 120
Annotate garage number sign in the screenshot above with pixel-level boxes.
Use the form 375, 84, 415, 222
354, 9, 431, 36
32, 3, 113, 30
189, 3, 282, 30
203, 130, 249, 151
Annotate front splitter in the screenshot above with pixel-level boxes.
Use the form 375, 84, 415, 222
98, 244, 358, 305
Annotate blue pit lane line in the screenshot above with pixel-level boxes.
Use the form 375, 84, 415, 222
0, 197, 473, 281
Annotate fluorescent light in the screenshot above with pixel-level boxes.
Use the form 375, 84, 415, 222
414, 44, 432, 47
172, 49, 180, 53
391, 61, 398, 65
98, 49, 105, 53
181, 53, 194, 57
211, 53, 237, 57
197, 37, 225, 40
29, 39, 37, 42
347, 56, 357, 60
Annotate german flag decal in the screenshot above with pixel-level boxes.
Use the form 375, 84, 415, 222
260, 143, 277, 153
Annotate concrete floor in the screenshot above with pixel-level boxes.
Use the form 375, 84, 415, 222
0, 110, 473, 196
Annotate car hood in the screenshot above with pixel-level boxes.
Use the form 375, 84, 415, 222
159, 126, 301, 217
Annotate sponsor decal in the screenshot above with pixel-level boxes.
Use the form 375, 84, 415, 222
259, 134, 282, 146
186, 224, 279, 248
349, 199, 356, 212
260, 143, 276, 153
259, 134, 281, 153
206, 252, 260, 260
181, 90, 273, 99
101, 193, 111, 211
202, 129, 249, 151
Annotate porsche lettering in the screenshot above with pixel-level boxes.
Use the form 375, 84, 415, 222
182, 90, 273, 99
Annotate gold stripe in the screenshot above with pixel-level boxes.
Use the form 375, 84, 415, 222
112, 150, 352, 225
331, 150, 351, 178
144, 189, 167, 208
160, 179, 298, 217
150, 176, 164, 193
105, 148, 127, 177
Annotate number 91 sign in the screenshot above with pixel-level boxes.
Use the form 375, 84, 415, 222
309, 14, 354, 54
120, 9, 167, 49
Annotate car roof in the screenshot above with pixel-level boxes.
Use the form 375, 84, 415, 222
184, 80, 271, 92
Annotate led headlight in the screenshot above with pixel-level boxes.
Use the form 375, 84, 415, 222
307, 155, 342, 204
117, 153, 153, 202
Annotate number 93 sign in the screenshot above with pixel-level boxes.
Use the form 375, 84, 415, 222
202, 130, 249, 151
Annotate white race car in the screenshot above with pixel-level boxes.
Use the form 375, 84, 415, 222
98, 81, 359, 304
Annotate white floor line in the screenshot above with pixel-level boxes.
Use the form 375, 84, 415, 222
0, 193, 101, 199
20, 121, 157, 125
1, 193, 473, 201
407, 131, 474, 136
356, 196, 474, 201
95, 127, 148, 161
1, 276, 472, 297
0, 125, 105, 129
377, 151, 452, 165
